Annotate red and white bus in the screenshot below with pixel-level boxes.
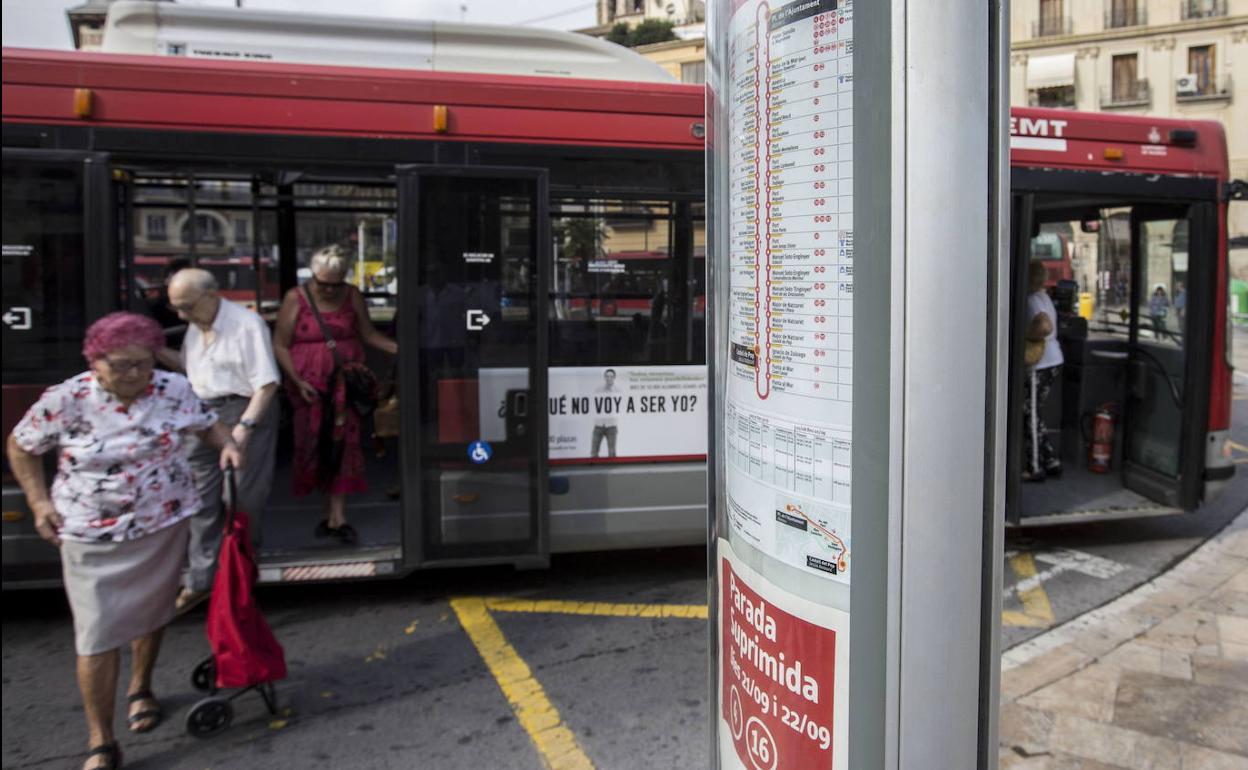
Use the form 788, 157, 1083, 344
2, 14, 1238, 584
2, 19, 708, 586
1009, 107, 1238, 524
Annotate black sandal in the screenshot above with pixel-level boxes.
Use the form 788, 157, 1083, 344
126, 689, 162, 734
84, 742, 122, 770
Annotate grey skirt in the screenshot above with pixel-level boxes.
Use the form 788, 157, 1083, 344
61, 519, 191, 656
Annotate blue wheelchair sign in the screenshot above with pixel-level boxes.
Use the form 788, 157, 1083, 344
468, 441, 493, 464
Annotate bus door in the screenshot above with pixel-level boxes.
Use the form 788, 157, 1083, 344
397, 166, 550, 568
1122, 203, 1214, 509
3, 150, 114, 583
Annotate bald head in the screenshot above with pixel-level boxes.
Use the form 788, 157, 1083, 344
167, 267, 221, 329
168, 267, 218, 294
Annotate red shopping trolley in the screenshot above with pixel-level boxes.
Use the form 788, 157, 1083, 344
186, 465, 287, 737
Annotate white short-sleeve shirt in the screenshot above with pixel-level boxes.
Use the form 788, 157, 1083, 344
1027, 290, 1064, 370
183, 298, 280, 399
12, 371, 217, 543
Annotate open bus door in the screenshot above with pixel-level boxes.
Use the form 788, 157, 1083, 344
1121, 203, 1214, 510
397, 166, 550, 568
2, 150, 115, 585
1006, 184, 1216, 524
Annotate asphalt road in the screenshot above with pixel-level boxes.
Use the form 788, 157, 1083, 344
5, 334, 1248, 769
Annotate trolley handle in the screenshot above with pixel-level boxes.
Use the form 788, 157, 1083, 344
223, 462, 239, 528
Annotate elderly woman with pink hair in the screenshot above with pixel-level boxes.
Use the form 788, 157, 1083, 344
6, 312, 243, 770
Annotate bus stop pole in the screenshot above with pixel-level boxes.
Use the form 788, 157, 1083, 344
706, 0, 1007, 765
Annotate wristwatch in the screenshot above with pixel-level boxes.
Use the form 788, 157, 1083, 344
238, 418, 258, 431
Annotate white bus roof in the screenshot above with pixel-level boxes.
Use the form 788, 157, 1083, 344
101, 1, 675, 83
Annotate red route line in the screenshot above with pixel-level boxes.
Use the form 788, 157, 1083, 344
754, 1, 772, 400
785, 503, 849, 571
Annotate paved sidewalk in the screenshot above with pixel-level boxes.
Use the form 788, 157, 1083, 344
1000, 509, 1248, 770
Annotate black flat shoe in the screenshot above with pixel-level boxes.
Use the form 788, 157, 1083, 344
314, 519, 333, 538
335, 523, 358, 546
1045, 464, 1063, 478
84, 741, 122, 770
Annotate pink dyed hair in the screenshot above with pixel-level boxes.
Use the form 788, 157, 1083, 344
82, 312, 165, 363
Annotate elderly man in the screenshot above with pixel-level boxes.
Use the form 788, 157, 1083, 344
166, 268, 279, 612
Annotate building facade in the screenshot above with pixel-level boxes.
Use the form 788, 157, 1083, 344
1011, 0, 1248, 235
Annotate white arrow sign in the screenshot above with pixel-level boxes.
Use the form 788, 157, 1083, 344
466, 309, 491, 331
3, 307, 32, 330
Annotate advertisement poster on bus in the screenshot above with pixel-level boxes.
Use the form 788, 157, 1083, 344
718, 538, 849, 770
477, 365, 708, 461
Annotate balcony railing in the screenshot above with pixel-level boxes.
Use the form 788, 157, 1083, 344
1101, 80, 1151, 107
1181, 0, 1226, 19
1104, 2, 1146, 27
1176, 73, 1232, 101
1031, 15, 1073, 37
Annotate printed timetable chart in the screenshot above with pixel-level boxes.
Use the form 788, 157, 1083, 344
724, 0, 854, 585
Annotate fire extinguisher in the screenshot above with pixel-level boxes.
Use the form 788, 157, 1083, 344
1086, 404, 1116, 474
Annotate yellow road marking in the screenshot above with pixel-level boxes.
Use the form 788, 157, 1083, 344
485, 597, 708, 620
451, 597, 594, 770
1001, 553, 1056, 628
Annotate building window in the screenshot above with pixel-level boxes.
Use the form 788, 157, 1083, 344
681, 61, 705, 84
1105, 0, 1143, 28
181, 213, 224, 246
1032, 85, 1075, 108
234, 218, 248, 246
1111, 53, 1139, 101
1035, 0, 1069, 36
1188, 45, 1215, 95
1182, 0, 1226, 20
146, 214, 168, 241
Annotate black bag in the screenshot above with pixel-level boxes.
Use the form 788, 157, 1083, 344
302, 284, 378, 418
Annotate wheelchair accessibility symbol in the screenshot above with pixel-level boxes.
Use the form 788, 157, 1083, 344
468, 441, 492, 464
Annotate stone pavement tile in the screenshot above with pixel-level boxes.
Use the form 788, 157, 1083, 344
1112, 670, 1248, 756
1103, 643, 1193, 681
1000, 702, 1056, 757
1219, 615, 1248, 646
1190, 654, 1248, 693
1213, 530, 1248, 560
1168, 552, 1247, 593
1225, 641, 1248, 662
1074, 615, 1162, 658
998, 749, 1132, 770
1198, 589, 1248, 618
1222, 569, 1248, 595
1140, 611, 1221, 654
1178, 744, 1248, 770
1047, 712, 1183, 770
1003, 644, 1095, 702
1020, 663, 1122, 723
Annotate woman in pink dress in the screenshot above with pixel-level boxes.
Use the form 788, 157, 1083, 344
273, 246, 397, 544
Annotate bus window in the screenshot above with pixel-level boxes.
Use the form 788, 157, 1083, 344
2, 158, 90, 381
293, 182, 398, 324
691, 201, 707, 365
550, 199, 682, 365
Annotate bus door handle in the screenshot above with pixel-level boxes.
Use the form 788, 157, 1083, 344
506, 389, 529, 439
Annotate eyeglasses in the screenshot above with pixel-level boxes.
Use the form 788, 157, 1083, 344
170, 293, 206, 313
314, 277, 348, 290
104, 356, 155, 374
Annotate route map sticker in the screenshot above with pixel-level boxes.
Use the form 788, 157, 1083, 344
725, 0, 854, 584
718, 538, 849, 770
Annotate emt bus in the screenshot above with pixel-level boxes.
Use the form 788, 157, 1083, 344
1, 4, 1237, 585
1009, 107, 1238, 524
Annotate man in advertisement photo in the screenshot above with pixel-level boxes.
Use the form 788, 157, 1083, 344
590, 368, 619, 459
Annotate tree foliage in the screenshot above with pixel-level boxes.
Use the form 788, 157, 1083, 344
605, 19, 677, 48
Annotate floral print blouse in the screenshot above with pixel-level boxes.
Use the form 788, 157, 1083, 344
12, 371, 217, 543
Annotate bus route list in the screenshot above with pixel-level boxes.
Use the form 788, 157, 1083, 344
729, 0, 853, 406
723, 0, 854, 591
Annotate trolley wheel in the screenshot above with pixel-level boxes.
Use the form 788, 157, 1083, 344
191, 658, 216, 692
186, 696, 234, 738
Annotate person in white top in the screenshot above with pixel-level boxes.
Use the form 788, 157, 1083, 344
165, 269, 280, 611
1023, 261, 1065, 482
591, 368, 619, 458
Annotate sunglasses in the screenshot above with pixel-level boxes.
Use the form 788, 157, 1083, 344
313, 277, 348, 289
